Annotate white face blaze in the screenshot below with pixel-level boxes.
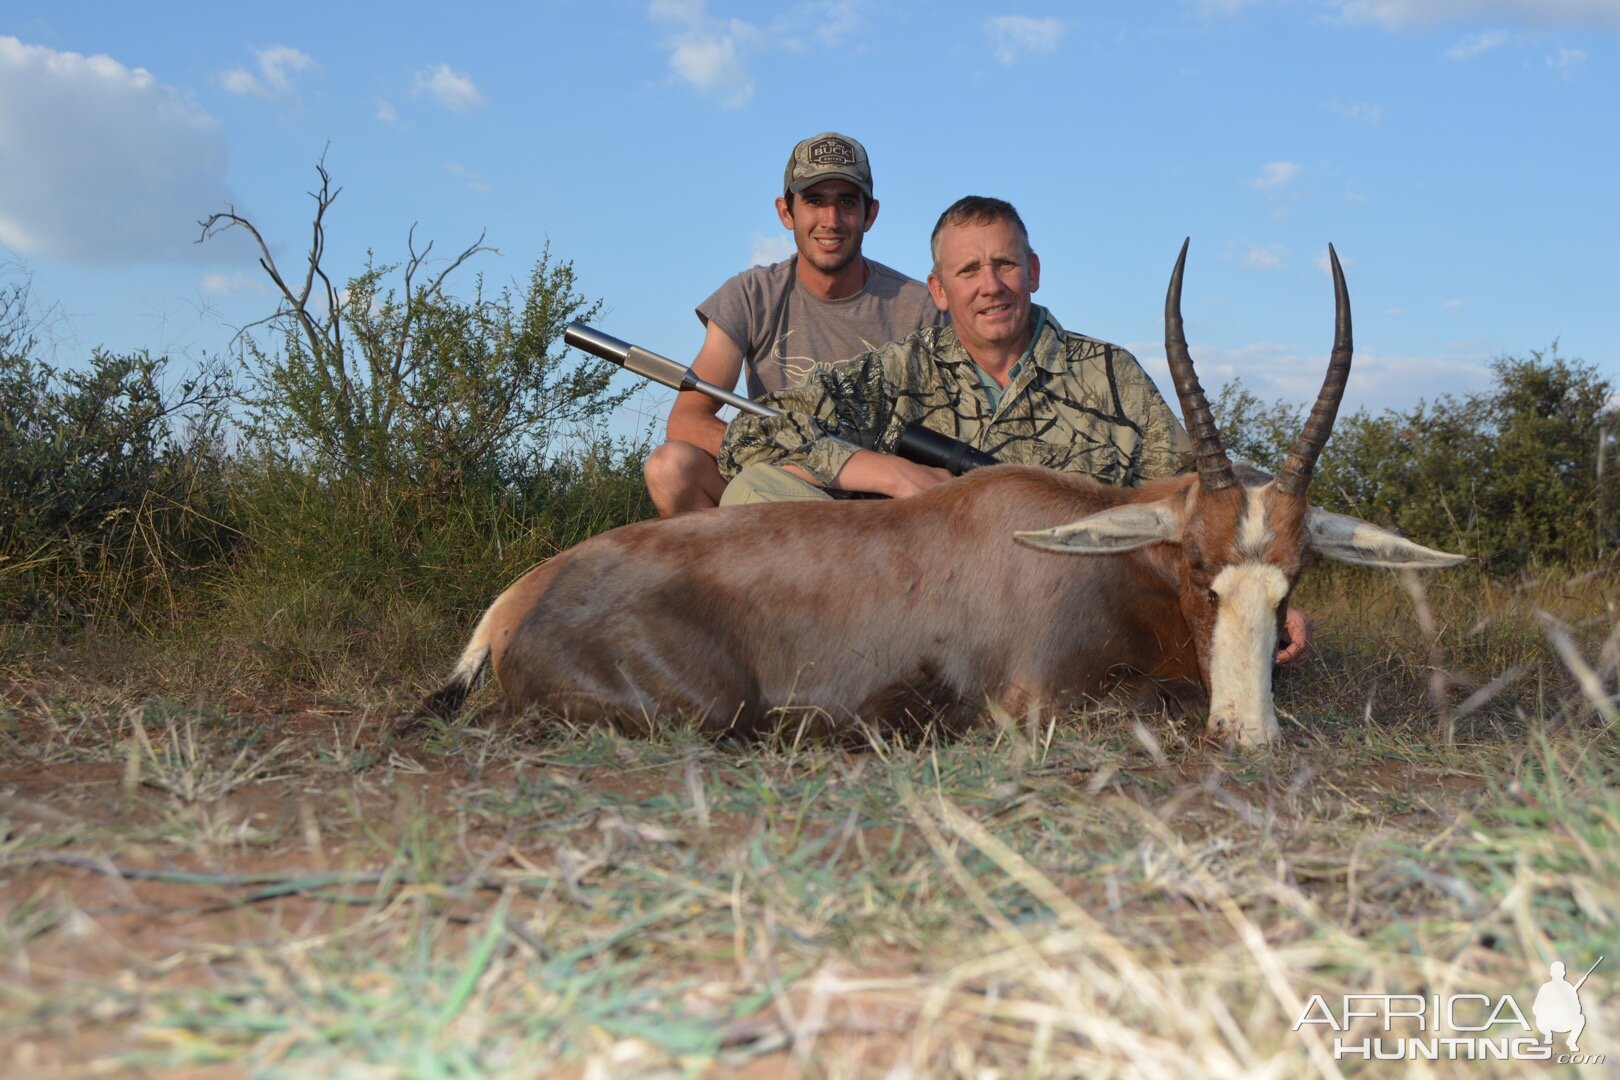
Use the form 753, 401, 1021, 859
1206, 562, 1289, 745
1237, 484, 1274, 557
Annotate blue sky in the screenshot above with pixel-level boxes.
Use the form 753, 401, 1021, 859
3, 1, 1617, 441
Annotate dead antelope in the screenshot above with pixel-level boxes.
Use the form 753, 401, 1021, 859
420, 242, 1464, 746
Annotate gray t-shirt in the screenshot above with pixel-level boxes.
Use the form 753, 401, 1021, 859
697, 256, 946, 397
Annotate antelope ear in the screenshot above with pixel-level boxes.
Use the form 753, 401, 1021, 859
1307, 508, 1468, 569
1015, 500, 1182, 555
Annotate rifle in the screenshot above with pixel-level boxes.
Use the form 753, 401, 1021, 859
563, 322, 998, 476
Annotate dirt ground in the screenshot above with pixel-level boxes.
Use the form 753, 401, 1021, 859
2, 666, 1616, 1077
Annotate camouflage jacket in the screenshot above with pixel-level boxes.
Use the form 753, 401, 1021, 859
718, 306, 1193, 488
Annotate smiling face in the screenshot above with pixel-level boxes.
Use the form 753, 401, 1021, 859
775, 178, 877, 279
926, 216, 1041, 362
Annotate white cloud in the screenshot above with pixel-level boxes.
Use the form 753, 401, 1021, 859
749, 231, 796, 266
1547, 47, 1588, 77
1332, 1, 1620, 29
647, 1, 866, 108
219, 67, 259, 95
218, 44, 315, 99
1250, 161, 1301, 189
1329, 99, 1383, 126
650, 0, 703, 19
671, 33, 755, 105
649, 1, 760, 107
1444, 298, 1466, 310
1243, 245, 1285, 269
1445, 31, 1509, 59
984, 16, 1065, 64
0, 36, 246, 266
255, 45, 313, 92
1192, 0, 1267, 15
1319, 348, 1493, 413
807, 0, 864, 46
200, 270, 267, 296
413, 64, 485, 112
377, 101, 399, 125
1315, 250, 1355, 277
442, 162, 489, 195
1133, 336, 1493, 416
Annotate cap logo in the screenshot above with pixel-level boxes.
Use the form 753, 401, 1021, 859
808, 138, 856, 166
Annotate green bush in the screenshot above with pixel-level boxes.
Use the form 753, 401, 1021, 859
203, 166, 633, 505
0, 280, 234, 622
1214, 346, 1617, 573
240, 248, 628, 501
191, 166, 654, 683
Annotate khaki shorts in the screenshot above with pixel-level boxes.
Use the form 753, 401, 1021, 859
719, 463, 834, 506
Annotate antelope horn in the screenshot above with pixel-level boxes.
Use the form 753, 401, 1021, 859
1164, 238, 1236, 492
1276, 245, 1352, 496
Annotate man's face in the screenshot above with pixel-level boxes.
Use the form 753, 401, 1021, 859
927, 218, 1041, 358
775, 179, 878, 276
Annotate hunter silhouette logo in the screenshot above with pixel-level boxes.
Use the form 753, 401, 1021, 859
1534, 957, 1601, 1052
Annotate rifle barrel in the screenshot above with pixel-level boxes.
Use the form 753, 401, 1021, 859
564, 321, 771, 417
563, 320, 994, 475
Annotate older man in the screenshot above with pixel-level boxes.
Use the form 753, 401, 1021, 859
641, 132, 942, 516
718, 194, 1310, 664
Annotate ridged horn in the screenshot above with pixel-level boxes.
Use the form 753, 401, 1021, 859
1164, 238, 1236, 492
1276, 244, 1352, 496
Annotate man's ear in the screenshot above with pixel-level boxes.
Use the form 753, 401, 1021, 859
926, 271, 948, 312
863, 197, 880, 232
775, 195, 793, 230
1028, 250, 1040, 293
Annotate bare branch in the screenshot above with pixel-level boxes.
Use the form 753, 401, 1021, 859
392, 225, 497, 386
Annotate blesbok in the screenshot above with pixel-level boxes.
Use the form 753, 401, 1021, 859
419, 242, 1464, 746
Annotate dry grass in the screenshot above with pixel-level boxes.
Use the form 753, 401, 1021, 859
1, 566, 1617, 1076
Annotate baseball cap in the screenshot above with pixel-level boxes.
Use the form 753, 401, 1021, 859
783, 133, 873, 198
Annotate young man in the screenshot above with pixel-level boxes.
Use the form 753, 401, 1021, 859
641, 132, 943, 516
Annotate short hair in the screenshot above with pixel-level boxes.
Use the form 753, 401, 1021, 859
930, 196, 1031, 268
783, 189, 872, 216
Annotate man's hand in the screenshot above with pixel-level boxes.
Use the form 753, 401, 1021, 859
1275, 607, 1312, 667
832, 450, 952, 499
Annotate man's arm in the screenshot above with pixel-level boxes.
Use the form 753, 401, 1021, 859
720, 344, 942, 495
774, 450, 951, 499
665, 320, 747, 457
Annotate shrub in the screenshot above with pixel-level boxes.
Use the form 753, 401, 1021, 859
195, 164, 654, 684
0, 279, 233, 622
203, 165, 632, 506
1214, 346, 1617, 573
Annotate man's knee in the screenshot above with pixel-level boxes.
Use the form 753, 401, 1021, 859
645, 441, 727, 516
644, 441, 713, 487
720, 463, 833, 506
